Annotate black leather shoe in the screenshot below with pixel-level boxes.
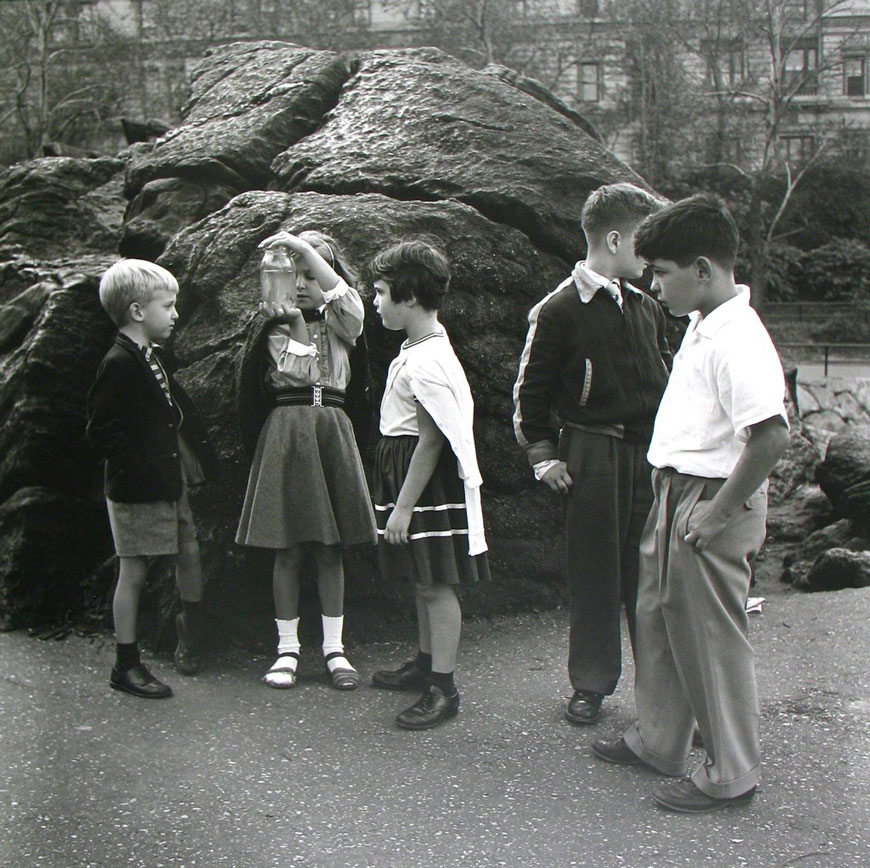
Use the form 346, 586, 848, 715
653, 777, 757, 813
591, 737, 646, 766
396, 685, 460, 730
372, 659, 428, 692
110, 663, 173, 699
174, 612, 202, 676
566, 689, 603, 724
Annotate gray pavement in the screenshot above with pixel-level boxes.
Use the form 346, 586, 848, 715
1, 584, 868, 868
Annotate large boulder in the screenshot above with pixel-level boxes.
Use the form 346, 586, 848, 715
0, 156, 126, 301
121, 42, 353, 259
0, 41, 652, 643
155, 189, 569, 643
272, 48, 645, 261
800, 548, 870, 592
815, 429, 870, 533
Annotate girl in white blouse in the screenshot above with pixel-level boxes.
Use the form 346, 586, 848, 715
369, 240, 489, 730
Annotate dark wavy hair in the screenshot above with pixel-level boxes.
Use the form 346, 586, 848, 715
634, 193, 740, 269
369, 239, 450, 311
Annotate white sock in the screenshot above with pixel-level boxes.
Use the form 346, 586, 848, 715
276, 617, 301, 657
322, 614, 353, 672
263, 618, 300, 688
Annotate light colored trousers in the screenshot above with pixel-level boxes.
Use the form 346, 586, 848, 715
623, 468, 767, 799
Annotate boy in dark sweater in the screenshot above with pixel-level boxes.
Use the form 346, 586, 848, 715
87, 259, 216, 698
513, 183, 670, 724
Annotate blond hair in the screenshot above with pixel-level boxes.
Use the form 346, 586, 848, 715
98, 259, 178, 327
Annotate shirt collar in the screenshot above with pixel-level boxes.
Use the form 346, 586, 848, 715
117, 332, 160, 357
692, 285, 752, 338
571, 262, 641, 305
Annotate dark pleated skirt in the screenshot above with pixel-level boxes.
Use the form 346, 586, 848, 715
373, 435, 490, 586
236, 405, 376, 549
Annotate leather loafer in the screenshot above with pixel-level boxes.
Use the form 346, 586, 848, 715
566, 689, 603, 724
372, 659, 428, 692
396, 685, 460, 730
110, 663, 172, 699
653, 777, 756, 813
174, 612, 203, 676
591, 737, 647, 766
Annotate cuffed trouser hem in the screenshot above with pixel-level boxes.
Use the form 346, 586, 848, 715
623, 724, 689, 778
691, 763, 760, 800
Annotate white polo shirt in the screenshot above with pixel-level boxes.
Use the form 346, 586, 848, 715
647, 285, 787, 479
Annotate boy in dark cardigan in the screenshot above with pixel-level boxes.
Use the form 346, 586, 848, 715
87, 259, 217, 698
513, 183, 670, 725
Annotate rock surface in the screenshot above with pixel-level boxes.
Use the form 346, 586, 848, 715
801, 547, 870, 591
815, 428, 870, 533
272, 48, 645, 261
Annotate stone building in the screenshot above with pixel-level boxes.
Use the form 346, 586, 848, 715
30, 1, 870, 172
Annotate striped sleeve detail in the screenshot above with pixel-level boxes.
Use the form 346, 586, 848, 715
512, 279, 571, 448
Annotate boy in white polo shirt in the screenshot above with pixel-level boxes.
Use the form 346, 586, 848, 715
591, 194, 790, 813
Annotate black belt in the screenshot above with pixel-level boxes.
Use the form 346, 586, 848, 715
272, 385, 345, 408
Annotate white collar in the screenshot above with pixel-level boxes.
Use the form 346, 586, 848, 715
691, 285, 752, 338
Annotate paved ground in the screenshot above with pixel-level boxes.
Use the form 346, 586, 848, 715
1, 578, 868, 868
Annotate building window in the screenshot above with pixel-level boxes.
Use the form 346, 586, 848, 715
727, 42, 747, 86
781, 133, 816, 166
784, 44, 818, 95
840, 129, 870, 164
578, 62, 600, 102
845, 56, 867, 97
577, 0, 600, 16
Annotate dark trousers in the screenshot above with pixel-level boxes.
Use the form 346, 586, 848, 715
561, 428, 652, 695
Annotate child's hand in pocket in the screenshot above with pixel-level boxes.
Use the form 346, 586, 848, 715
684, 500, 730, 551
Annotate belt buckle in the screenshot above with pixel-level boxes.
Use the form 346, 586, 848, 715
312, 385, 323, 407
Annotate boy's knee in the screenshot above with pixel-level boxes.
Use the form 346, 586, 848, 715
117, 556, 149, 587
177, 538, 200, 561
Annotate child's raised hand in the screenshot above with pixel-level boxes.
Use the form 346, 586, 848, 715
258, 231, 308, 255
258, 300, 302, 322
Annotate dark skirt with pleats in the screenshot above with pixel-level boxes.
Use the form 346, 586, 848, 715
236, 405, 376, 549
373, 434, 490, 586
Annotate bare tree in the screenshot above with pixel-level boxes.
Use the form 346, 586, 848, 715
381, 0, 573, 75
0, 0, 133, 161
689, 0, 857, 307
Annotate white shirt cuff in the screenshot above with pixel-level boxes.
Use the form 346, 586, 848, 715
284, 338, 316, 357
321, 278, 349, 304
277, 339, 317, 372
533, 459, 561, 481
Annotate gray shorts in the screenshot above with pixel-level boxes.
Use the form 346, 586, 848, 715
107, 469, 197, 558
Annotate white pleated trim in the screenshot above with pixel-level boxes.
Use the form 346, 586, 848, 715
374, 501, 466, 512
377, 528, 469, 540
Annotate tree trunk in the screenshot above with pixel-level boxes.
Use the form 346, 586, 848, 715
746, 180, 768, 312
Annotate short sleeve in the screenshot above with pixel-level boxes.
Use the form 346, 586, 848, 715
716, 320, 788, 442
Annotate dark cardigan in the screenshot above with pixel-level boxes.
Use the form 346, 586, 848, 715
86, 334, 218, 503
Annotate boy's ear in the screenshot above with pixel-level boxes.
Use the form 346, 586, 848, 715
128, 301, 144, 322
606, 230, 621, 254
694, 256, 713, 281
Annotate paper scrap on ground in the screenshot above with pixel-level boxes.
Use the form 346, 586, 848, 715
745, 596, 765, 614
